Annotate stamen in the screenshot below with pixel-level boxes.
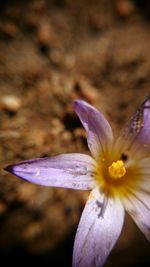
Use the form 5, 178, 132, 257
108, 160, 126, 179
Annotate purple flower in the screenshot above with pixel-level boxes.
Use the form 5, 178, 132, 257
5, 98, 150, 267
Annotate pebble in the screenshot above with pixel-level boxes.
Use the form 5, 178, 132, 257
73, 77, 99, 103
0, 202, 7, 215
0, 21, 19, 38
115, 0, 135, 17
37, 21, 55, 47
0, 95, 22, 112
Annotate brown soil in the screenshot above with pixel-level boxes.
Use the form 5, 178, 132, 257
0, 0, 150, 266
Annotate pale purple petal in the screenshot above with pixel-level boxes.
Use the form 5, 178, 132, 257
120, 97, 150, 154
136, 157, 150, 192
123, 192, 150, 241
5, 153, 96, 190
138, 156, 150, 173
73, 187, 125, 267
74, 100, 113, 159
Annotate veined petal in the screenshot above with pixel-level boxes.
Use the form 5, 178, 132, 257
119, 97, 150, 156
135, 157, 150, 192
73, 100, 113, 159
73, 187, 125, 267
5, 153, 96, 190
138, 156, 150, 171
123, 193, 150, 241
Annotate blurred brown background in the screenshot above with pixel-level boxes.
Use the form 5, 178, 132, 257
0, 0, 150, 266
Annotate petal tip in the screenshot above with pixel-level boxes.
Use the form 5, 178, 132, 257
73, 99, 83, 109
4, 164, 14, 174
4, 163, 22, 177
4, 162, 35, 177
73, 99, 89, 115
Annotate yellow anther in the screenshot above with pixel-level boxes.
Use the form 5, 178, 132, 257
108, 160, 126, 179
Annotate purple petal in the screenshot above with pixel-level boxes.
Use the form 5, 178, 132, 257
5, 153, 96, 190
74, 100, 113, 159
73, 187, 125, 267
121, 97, 150, 154
136, 157, 150, 192
123, 192, 150, 241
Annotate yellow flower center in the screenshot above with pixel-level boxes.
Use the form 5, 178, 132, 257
108, 160, 126, 179
95, 150, 141, 198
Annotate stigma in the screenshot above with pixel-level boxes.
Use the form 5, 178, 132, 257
108, 160, 126, 179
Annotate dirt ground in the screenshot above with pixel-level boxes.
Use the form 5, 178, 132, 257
0, 0, 150, 266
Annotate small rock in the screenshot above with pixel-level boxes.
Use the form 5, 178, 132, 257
37, 21, 55, 47
0, 202, 7, 215
73, 76, 99, 104
0, 95, 22, 113
115, 0, 135, 17
0, 21, 19, 38
24, 14, 39, 30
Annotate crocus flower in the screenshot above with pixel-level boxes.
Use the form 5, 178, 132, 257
5, 98, 150, 267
